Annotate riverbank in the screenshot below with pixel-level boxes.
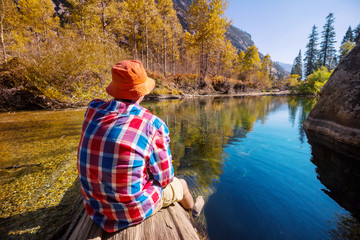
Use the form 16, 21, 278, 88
146, 90, 293, 100
0, 89, 297, 112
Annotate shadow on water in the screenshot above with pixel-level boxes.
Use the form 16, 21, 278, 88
0, 178, 81, 240
305, 131, 360, 239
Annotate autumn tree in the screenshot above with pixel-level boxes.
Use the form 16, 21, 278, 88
123, 0, 144, 59
304, 25, 319, 77
259, 54, 273, 88
18, 0, 60, 42
237, 50, 246, 79
187, 0, 230, 85
157, 0, 182, 75
243, 45, 261, 72
218, 40, 237, 77
65, 0, 98, 39
320, 13, 337, 70
261, 54, 273, 74
241, 45, 262, 87
0, 0, 22, 62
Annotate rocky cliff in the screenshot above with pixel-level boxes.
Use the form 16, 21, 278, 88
303, 44, 360, 147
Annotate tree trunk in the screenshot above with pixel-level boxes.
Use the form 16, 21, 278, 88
133, 22, 137, 59
101, 3, 107, 37
172, 32, 175, 75
145, 14, 149, 69
0, 0, 7, 62
163, 17, 167, 77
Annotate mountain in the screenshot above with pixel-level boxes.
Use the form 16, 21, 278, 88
276, 62, 292, 73
171, 0, 288, 78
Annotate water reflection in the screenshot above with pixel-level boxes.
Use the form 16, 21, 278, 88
305, 131, 360, 238
287, 97, 316, 144
2, 96, 359, 239
144, 96, 286, 190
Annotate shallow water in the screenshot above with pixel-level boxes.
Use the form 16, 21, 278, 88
0, 96, 359, 239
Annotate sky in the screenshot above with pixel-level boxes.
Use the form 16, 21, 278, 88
226, 0, 360, 65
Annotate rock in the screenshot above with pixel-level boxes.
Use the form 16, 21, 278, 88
303, 44, 360, 147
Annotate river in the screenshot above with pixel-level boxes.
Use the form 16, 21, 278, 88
0, 96, 359, 239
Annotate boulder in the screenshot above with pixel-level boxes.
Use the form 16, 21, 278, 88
303, 44, 360, 147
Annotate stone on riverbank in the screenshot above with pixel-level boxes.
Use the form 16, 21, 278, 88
303, 45, 360, 147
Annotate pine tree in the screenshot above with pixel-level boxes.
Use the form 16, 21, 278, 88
342, 26, 353, 44
304, 25, 319, 77
353, 24, 360, 44
291, 50, 302, 79
320, 13, 337, 70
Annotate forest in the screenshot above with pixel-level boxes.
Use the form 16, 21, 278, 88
0, 0, 359, 109
290, 13, 359, 95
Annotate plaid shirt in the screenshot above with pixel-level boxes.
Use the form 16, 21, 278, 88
77, 99, 174, 232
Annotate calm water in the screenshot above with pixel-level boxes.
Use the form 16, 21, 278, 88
0, 96, 359, 239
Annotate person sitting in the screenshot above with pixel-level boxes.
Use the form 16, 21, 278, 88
77, 60, 204, 233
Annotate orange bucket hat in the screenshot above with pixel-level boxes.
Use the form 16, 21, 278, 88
106, 60, 155, 99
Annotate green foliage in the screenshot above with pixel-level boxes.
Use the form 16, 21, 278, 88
339, 40, 356, 61
296, 66, 332, 95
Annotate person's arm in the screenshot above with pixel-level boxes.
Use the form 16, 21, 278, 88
148, 123, 174, 188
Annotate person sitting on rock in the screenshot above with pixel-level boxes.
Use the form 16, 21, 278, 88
77, 60, 204, 233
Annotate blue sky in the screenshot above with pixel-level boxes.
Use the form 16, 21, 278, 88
226, 0, 360, 65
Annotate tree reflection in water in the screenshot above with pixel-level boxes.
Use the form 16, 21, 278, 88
145, 96, 286, 190
305, 131, 360, 239
2, 96, 359, 239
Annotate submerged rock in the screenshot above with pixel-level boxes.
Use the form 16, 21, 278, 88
303, 45, 360, 147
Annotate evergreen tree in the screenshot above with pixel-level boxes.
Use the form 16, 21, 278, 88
341, 26, 353, 44
304, 25, 319, 77
353, 24, 360, 44
320, 13, 337, 70
339, 40, 356, 61
291, 50, 302, 79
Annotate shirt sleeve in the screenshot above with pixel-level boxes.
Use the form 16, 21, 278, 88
148, 122, 174, 188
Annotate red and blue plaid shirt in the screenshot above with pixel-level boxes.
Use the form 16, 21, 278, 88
77, 99, 174, 232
